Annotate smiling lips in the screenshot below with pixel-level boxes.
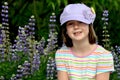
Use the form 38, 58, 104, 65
73, 31, 82, 36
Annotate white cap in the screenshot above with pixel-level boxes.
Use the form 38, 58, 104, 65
60, 3, 96, 25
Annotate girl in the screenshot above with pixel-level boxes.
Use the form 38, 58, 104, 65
55, 3, 114, 80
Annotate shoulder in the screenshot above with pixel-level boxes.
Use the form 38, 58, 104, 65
55, 46, 71, 57
95, 45, 111, 54
55, 46, 71, 58
94, 45, 113, 59
56, 46, 70, 53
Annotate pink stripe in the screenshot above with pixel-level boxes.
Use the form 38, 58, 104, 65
70, 73, 94, 78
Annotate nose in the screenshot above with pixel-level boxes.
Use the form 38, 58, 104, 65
74, 24, 79, 29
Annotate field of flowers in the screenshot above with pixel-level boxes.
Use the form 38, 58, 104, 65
0, 2, 58, 80
0, 1, 120, 80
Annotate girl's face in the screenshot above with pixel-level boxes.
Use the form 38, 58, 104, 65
66, 20, 89, 41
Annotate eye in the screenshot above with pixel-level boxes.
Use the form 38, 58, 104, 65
78, 21, 82, 24
66, 22, 74, 26
77, 21, 84, 25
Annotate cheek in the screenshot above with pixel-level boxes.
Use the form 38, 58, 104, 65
86, 28, 89, 33
66, 28, 72, 34
66, 30, 73, 38
84, 27, 89, 33
66, 30, 71, 37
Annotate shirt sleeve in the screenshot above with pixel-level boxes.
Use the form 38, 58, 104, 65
96, 52, 115, 75
55, 50, 67, 72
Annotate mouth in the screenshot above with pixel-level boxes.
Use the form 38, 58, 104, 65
73, 31, 82, 36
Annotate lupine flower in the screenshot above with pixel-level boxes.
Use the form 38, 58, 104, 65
10, 61, 31, 80
15, 26, 27, 52
111, 45, 120, 78
45, 12, 58, 80
44, 12, 58, 55
0, 2, 11, 62
22, 61, 31, 76
101, 10, 111, 50
9, 45, 18, 61
16, 65, 24, 79
31, 53, 40, 73
36, 37, 45, 55
46, 57, 57, 80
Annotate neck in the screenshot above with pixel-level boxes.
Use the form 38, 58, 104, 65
73, 40, 90, 50
72, 39, 96, 54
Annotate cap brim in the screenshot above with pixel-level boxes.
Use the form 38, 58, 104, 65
60, 15, 90, 25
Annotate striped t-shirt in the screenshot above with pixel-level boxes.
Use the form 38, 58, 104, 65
55, 45, 114, 80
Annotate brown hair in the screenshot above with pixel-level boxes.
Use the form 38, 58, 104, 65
61, 23, 97, 47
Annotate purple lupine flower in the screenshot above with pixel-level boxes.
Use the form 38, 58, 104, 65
44, 13, 58, 55
101, 10, 111, 50
15, 65, 24, 79
0, 2, 11, 62
14, 26, 30, 54
31, 53, 40, 73
9, 45, 19, 61
46, 57, 57, 80
111, 46, 120, 78
28, 15, 35, 37
22, 61, 31, 76
36, 37, 45, 55
10, 61, 31, 80
29, 40, 40, 74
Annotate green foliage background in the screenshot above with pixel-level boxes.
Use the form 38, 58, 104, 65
0, 0, 120, 46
